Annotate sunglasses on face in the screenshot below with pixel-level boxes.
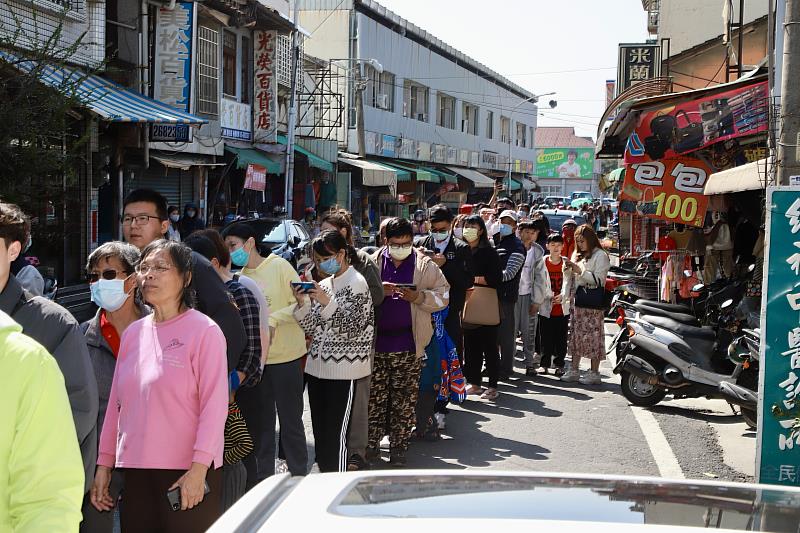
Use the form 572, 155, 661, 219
87, 269, 131, 283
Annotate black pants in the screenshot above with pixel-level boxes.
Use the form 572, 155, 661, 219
307, 375, 355, 473
415, 390, 437, 434
539, 314, 569, 369
464, 325, 499, 388
120, 467, 222, 533
445, 297, 465, 364
80, 469, 124, 533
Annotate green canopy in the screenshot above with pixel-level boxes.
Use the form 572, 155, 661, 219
381, 160, 438, 183
225, 146, 281, 174
277, 134, 334, 172
421, 166, 458, 184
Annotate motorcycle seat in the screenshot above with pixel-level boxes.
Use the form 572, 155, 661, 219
644, 315, 716, 341
635, 299, 692, 314
633, 303, 700, 326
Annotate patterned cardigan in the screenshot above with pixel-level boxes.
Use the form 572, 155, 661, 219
294, 266, 374, 380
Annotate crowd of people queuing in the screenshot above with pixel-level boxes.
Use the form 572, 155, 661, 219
0, 184, 611, 532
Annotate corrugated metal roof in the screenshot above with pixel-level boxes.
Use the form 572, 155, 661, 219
534, 127, 596, 148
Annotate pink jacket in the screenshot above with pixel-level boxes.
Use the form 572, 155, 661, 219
97, 310, 228, 470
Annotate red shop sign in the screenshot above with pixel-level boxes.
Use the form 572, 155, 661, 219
244, 164, 267, 192
625, 80, 768, 164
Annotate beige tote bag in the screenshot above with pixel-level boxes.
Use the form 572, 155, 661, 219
462, 284, 500, 326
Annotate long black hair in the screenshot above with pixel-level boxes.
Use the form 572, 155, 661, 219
463, 215, 492, 248
319, 212, 358, 264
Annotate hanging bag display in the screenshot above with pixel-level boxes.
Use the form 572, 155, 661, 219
462, 284, 500, 326
636, 187, 658, 216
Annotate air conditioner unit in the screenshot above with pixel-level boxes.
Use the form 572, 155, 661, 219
376, 94, 389, 109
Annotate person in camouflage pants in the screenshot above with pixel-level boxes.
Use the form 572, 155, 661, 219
367, 350, 422, 462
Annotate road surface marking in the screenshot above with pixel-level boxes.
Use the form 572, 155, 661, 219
630, 406, 685, 479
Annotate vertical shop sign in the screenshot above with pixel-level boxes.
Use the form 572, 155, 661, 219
617, 43, 661, 93
153, 2, 194, 111
253, 30, 277, 144
244, 164, 267, 191
759, 186, 800, 487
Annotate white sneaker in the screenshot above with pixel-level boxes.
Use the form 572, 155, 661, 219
434, 413, 446, 430
579, 371, 602, 385
560, 369, 581, 382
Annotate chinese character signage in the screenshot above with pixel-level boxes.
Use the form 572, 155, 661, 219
244, 164, 267, 191
381, 134, 396, 157
617, 157, 711, 227
153, 2, 194, 112
760, 186, 800, 487
535, 148, 594, 180
625, 80, 768, 164
221, 98, 252, 141
151, 123, 190, 142
253, 30, 277, 144
617, 43, 660, 93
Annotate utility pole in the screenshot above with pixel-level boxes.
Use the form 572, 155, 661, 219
284, 1, 299, 217
355, 62, 366, 157
777, 0, 800, 185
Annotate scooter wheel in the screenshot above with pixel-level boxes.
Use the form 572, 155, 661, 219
620, 370, 666, 407
741, 407, 757, 430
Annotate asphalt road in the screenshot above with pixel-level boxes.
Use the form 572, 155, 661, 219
298, 320, 756, 482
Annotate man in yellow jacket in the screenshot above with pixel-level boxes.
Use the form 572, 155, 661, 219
222, 223, 309, 484
0, 309, 84, 532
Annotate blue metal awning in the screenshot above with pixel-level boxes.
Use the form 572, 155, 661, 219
0, 50, 207, 124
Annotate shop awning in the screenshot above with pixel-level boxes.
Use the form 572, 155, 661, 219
277, 134, 334, 172
0, 51, 207, 124
151, 151, 226, 170
381, 161, 437, 183
599, 167, 625, 193
446, 166, 496, 188
514, 177, 535, 191
704, 159, 769, 195
225, 146, 282, 174
422, 166, 458, 184
338, 155, 406, 196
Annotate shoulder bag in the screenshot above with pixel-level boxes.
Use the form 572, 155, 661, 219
462, 284, 500, 326
574, 266, 606, 310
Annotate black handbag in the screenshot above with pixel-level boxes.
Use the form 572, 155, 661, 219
643, 135, 669, 159
649, 114, 676, 143
671, 110, 704, 153
575, 286, 606, 310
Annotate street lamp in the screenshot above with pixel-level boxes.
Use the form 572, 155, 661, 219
331, 58, 384, 158
507, 92, 556, 197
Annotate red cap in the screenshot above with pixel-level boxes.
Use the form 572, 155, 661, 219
459, 204, 474, 215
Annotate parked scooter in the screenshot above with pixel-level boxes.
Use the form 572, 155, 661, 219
728, 328, 760, 429
612, 298, 758, 422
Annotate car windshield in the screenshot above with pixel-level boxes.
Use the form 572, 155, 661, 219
545, 213, 586, 230
260, 221, 287, 243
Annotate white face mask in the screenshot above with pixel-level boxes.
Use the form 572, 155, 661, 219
90, 278, 132, 313
388, 244, 413, 261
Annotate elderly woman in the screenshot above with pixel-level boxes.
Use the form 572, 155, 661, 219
91, 240, 228, 531
80, 241, 147, 531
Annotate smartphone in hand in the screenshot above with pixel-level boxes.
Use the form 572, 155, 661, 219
291, 281, 315, 293
167, 482, 211, 512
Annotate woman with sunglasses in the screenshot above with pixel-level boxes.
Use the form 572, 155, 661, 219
80, 241, 147, 531
91, 240, 228, 531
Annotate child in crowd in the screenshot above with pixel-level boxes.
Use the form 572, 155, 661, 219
534, 234, 571, 376
223, 373, 254, 511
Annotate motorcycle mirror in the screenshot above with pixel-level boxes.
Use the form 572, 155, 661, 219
721, 299, 735, 309
692, 283, 705, 292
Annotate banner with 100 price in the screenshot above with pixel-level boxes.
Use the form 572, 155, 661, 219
618, 157, 711, 227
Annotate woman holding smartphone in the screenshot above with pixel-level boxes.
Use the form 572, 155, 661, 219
91, 240, 228, 531
293, 230, 375, 472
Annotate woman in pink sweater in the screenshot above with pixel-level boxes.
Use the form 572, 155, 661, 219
90, 240, 228, 531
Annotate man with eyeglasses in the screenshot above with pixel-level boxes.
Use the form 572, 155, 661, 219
121, 189, 246, 372
0, 202, 99, 497
367, 217, 449, 467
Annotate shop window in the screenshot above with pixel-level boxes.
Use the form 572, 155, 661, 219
486, 110, 494, 139
241, 35, 251, 104
515, 121, 527, 147
222, 30, 237, 98
500, 116, 510, 143
363, 66, 394, 111
197, 25, 219, 115
437, 93, 456, 129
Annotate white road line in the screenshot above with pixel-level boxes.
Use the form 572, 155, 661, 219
630, 406, 685, 479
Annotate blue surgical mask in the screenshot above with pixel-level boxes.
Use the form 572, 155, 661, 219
90, 278, 131, 312
231, 246, 250, 267
319, 256, 341, 276
499, 224, 513, 237
431, 231, 449, 242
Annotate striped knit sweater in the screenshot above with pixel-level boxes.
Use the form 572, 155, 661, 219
294, 266, 374, 381
224, 401, 253, 465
